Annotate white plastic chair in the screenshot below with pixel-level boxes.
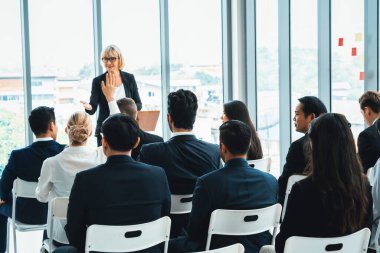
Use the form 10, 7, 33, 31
247, 157, 272, 173
85, 216, 171, 253
195, 243, 245, 253
42, 197, 69, 252
6, 179, 47, 253
283, 227, 371, 253
170, 194, 193, 214
281, 175, 307, 221
205, 204, 282, 250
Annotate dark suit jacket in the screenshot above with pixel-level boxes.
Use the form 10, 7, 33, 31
275, 177, 373, 253
86, 71, 142, 136
358, 124, 380, 173
132, 131, 163, 160
139, 134, 221, 238
0, 140, 65, 224
171, 158, 278, 253
277, 134, 308, 205
65, 155, 171, 253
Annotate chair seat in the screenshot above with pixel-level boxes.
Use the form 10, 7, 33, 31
42, 239, 57, 252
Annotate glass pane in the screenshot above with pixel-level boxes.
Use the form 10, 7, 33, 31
102, 0, 162, 135
28, 0, 94, 145
291, 0, 318, 141
168, 0, 222, 143
256, 0, 280, 177
0, 1, 25, 175
331, 0, 364, 141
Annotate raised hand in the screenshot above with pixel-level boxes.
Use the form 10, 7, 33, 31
102, 73, 117, 102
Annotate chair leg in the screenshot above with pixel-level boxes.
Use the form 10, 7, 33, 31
12, 226, 17, 253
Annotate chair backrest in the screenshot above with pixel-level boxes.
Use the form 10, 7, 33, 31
12, 179, 39, 220
199, 243, 245, 253
206, 204, 282, 250
47, 197, 69, 245
170, 194, 193, 214
247, 157, 271, 173
283, 228, 371, 253
85, 216, 171, 253
282, 175, 307, 221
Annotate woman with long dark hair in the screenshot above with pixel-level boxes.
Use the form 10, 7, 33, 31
222, 100, 263, 160
270, 113, 372, 253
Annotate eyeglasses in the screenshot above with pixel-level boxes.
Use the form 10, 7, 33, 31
102, 57, 119, 63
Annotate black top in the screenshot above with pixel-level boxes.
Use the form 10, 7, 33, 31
131, 130, 163, 160
357, 124, 380, 173
277, 134, 308, 205
275, 176, 373, 253
0, 140, 65, 224
65, 155, 171, 253
86, 70, 142, 136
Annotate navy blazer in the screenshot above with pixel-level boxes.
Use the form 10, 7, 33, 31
86, 71, 142, 136
172, 158, 278, 253
275, 177, 373, 253
65, 155, 171, 253
0, 140, 65, 224
131, 130, 163, 160
277, 134, 308, 204
139, 134, 221, 238
358, 124, 380, 173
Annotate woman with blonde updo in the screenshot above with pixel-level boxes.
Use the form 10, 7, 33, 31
36, 112, 107, 246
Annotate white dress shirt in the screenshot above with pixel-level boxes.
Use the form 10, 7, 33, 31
371, 159, 380, 247
36, 145, 107, 243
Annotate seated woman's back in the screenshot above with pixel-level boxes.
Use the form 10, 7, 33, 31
275, 113, 373, 253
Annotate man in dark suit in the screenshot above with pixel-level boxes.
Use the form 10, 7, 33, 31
169, 120, 278, 253
139, 89, 221, 237
55, 114, 171, 253
0, 106, 65, 252
277, 96, 327, 204
357, 91, 380, 173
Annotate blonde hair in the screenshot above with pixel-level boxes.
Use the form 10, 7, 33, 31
67, 112, 92, 146
101, 45, 125, 70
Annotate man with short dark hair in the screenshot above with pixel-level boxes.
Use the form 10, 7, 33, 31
0, 106, 65, 252
139, 89, 221, 237
59, 114, 171, 253
277, 96, 327, 204
357, 91, 380, 173
169, 120, 278, 252
116, 97, 163, 159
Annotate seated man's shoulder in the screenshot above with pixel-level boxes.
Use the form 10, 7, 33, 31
141, 131, 164, 143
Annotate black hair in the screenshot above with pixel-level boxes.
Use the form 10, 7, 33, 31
219, 120, 251, 155
298, 96, 327, 117
167, 89, 198, 130
359, 91, 380, 113
28, 106, 55, 135
223, 100, 263, 159
101, 113, 140, 151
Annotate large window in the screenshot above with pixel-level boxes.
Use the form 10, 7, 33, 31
102, 0, 162, 135
28, 0, 95, 145
291, 0, 318, 141
168, 0, 222, 143
256, 0, 280, 177
0, 1, 25, 175
332, 0, 364, 141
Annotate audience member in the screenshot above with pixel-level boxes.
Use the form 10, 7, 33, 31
357, 91, 380, 173
261, 113, 373, 253
139, 89, 221, 238
0, 106, 65, 252
370, 119, 380, 248
277, 96, 327, 204
222, 100, 263, 160
102, 74, 164, 159
35, 111, 106, 246
54, 114, 170, 253
169, 120, 278, 252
